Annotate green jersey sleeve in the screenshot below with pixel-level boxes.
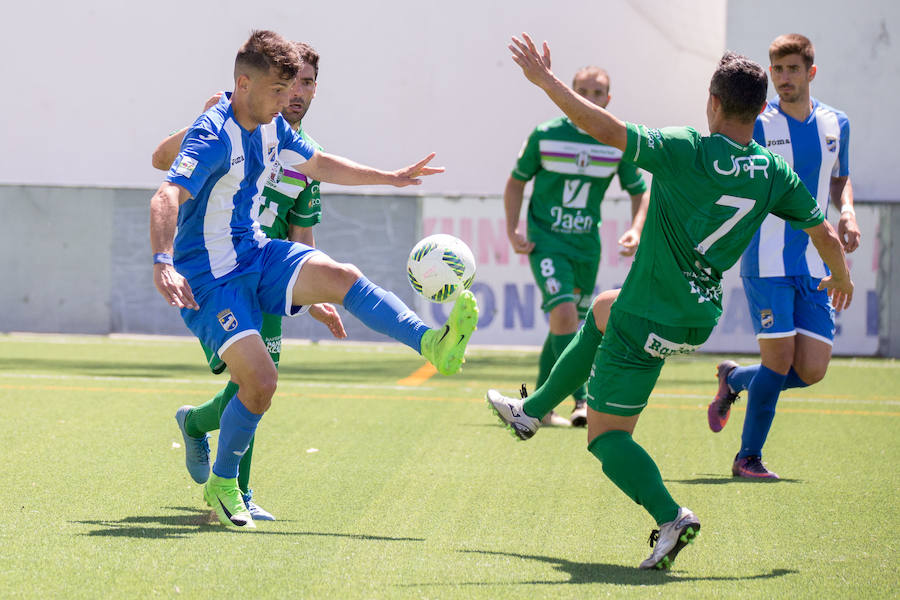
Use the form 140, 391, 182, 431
624, 123, 700, 179
769, 153, 826, 229
616, 160, 647, 195
511, 129, 541, 181
288, 179, 322, 228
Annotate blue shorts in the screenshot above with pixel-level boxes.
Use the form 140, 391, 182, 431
742, 275, 835, 345
181, 239, 320, 360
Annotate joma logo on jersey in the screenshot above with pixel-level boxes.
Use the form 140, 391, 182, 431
767, 139, 791, 146
217, 309, 238, 331
713, 154, 770, 179
643, 333, 701, 358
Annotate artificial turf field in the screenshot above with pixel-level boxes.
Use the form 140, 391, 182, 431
0, 333, 897, 599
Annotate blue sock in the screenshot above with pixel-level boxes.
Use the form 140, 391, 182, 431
782, 367, 810, 390
343, 276, 429, 352
727, 364, 759, 393
213, 396, 262, 479
738, 365, 787, 458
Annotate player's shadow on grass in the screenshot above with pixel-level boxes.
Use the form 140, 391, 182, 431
667, 475, 803, 485
72, 506, 425, 542
444, 550, 796, 586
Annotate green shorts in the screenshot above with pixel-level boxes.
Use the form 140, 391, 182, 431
200, 312, 284, 374
586, 308, 713, 416
528, 250, 598, 318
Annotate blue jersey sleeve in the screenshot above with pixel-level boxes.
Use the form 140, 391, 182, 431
276, 117, 317, 168
165, 127, 227, 198
836, 112, 850, 177
752, 118, 766, 146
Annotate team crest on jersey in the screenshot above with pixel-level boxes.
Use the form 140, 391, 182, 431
267, 162, 284, 186
545, 277, 561, 295
760, 309, 774, 329
825, 135, 837, 153
576, 150, 591, 169
217, 309, 238, 331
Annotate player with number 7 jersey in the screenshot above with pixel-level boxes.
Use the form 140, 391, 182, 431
498, 36, 852, 571
614, 123, 825, 328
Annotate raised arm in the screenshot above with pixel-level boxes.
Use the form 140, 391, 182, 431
805, 220, 853, 311
296, 152, 443, 187
509, 33, 627, 151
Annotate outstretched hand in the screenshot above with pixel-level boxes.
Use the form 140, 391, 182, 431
509, 33, 554, 89
817, 275, 854, 312
391, 153, 445, 187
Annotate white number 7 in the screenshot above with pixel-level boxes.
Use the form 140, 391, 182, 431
694, 195, 756, 255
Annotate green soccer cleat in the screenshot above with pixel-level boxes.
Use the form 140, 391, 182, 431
421, 290, 478, 375
204, 474, 255, 529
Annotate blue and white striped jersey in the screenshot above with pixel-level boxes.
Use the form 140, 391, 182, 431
740, 97, 850, 278
166, 93, 316, 290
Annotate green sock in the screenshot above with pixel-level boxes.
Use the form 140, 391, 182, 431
588, 430, 679, 525
238, 436, 254, 495
535, 334, 555, 389
184, 381, 240, 437
523, 311, 603, 419
550, 331, 587, 402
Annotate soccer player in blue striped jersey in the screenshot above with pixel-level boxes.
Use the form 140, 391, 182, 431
707, 34, 862, 479
150, 30, 478, 528
153, 42, 343, 521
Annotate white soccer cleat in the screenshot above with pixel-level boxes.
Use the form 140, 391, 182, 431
639, 507, 701, 570
242, 490, 276, 521
485, 389, 541, 440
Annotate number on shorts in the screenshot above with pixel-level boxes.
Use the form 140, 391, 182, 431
540, 257, 555, 277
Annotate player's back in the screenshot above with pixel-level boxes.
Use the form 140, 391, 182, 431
616, 124, 823, 327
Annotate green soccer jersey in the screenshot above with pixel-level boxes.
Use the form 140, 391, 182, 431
512, 116, 647, 255
257, 125, 323, 240
615, 122, 825, 328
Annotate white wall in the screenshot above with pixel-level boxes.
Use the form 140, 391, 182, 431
0, 0, 725, 195
726, 0, 900, 202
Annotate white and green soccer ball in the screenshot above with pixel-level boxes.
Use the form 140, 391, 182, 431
407, 234, 476, 303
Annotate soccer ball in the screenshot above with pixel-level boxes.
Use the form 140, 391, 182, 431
407, 234, 476, 303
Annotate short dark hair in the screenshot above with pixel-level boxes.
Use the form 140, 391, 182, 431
234, 30, 300, 81
769, 33, 815, 69
572, 65, 610, 90
294, 42, 320, 79
709, 52, 768, 124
